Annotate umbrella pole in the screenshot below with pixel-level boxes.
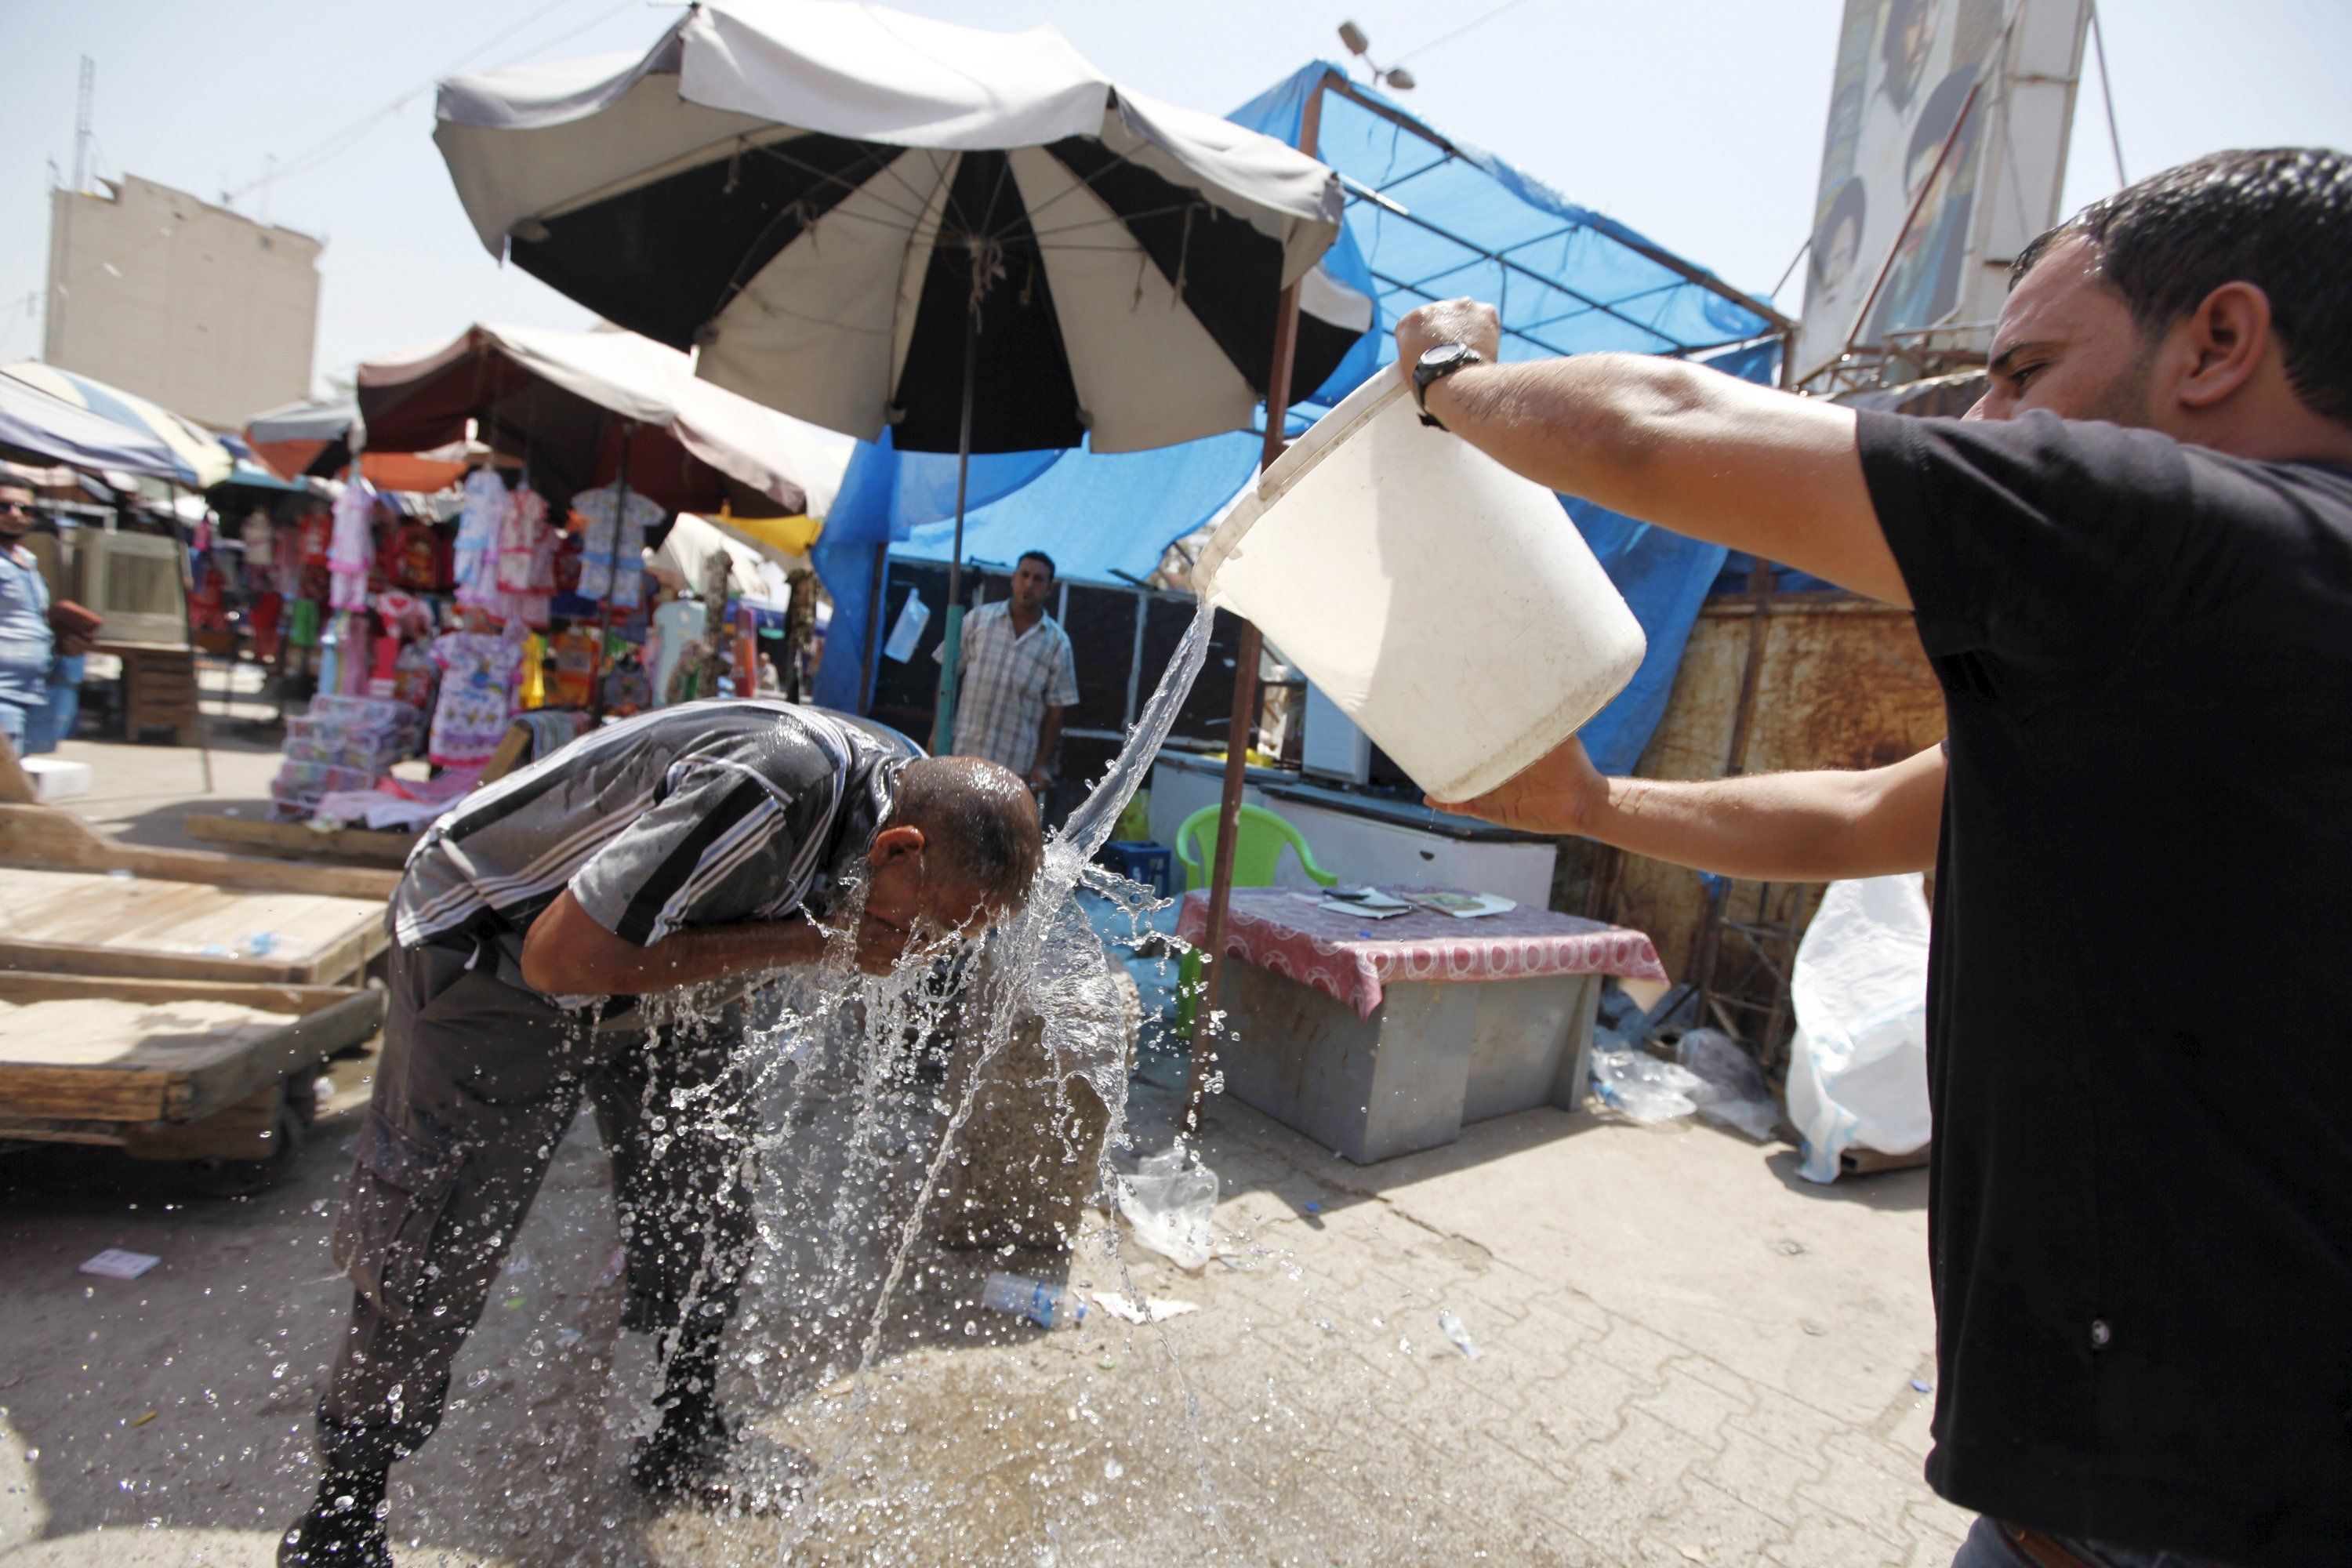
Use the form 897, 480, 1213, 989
930, 298, 980, 757
1185, 84, 1325, 1139
590, 419, 631, 717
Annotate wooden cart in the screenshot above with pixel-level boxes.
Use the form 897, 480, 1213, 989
0, 972, 386, 1194
0, 750, 401, 1192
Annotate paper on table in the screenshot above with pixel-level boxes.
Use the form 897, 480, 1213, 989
1319, 899, 1411, 920
1406, 891, 1517, 919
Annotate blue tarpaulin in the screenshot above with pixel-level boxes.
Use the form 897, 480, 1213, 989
815, 64, 1784, 770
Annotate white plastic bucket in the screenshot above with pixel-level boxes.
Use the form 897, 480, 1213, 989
1193, 371, 1645, 803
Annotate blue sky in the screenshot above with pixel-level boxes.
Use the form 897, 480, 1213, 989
3, 0, 2348, 410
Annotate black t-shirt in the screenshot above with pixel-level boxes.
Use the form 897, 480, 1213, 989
1856, 409, 2352, 1566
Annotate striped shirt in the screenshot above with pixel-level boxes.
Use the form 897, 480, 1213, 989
390, 702, 916, 960
941, 600, 1077, 775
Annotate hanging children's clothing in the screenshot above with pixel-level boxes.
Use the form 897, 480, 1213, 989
494, 486, 557, 629
241, 507, 274, 570
571, 483, 661, 608
328, 484, 377, 612
452, 467, 509, 608
426, 626, 524, 768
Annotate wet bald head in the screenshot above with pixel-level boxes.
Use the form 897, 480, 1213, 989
887, 755, 1044, 910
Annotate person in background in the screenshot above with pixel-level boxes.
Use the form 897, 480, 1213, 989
0, 479, 94, 755
941, 549, 1077, 794
1395, 148, 2352, 1568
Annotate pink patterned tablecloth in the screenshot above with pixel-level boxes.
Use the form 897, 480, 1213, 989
1178, 887, 1668, 1022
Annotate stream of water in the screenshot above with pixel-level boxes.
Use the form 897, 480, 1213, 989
662, 598, 1226, 1559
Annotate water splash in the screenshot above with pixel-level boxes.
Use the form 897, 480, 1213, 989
630, 597, 1225, 1558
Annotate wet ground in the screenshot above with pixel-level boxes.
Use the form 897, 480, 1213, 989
1, 1031, 1963, 1567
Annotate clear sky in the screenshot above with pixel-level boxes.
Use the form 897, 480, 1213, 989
3, 0, 2348, 416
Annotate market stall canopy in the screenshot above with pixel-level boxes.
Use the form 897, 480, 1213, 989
431, 0, 1352, 455
0, 371, 192, 481
355, 322, 854, 516
1230, 64, 1786, 366
244, 396, 359, 481
652, 511, 786, 601
0, 361, 232, 488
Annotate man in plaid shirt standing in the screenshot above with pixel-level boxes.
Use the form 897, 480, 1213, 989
942, 550, 1078, 792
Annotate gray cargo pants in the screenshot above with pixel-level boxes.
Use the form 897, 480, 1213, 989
318, 935, 757, 1470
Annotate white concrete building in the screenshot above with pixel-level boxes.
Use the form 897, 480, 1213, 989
43, 173, 321, 430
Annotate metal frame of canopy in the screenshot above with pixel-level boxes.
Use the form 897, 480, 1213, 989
1184, 68, 1798, 1127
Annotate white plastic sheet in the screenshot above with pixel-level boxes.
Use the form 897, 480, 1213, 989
1784, 874, 1933, 1183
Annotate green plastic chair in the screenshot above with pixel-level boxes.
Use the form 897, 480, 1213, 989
1174, 804, 1338, 1033
1174, 803, 1338, 894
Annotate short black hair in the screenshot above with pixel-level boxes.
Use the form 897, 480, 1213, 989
891, 756, 1044, 908
1016, 550, 1056, 582
2013, 147, 2352, 423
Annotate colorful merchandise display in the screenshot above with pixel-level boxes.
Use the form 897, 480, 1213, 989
453, 466, 508, 607
426, 626, 525, 767
572, 483, 661, 608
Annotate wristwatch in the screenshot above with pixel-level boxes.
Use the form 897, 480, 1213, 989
1412, 342, 1483, 429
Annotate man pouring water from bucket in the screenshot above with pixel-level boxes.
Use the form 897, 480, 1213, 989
281, 702, 1043, 1566
1386, 151, 2352, 1568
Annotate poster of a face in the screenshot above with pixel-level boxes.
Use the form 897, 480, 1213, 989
1795, 0, 2007, 375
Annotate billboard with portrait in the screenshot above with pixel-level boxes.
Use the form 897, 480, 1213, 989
1793, 0, 2091, 383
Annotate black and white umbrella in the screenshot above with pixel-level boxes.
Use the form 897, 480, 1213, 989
434, 0, 1354, 455
434, 0, 1359, 743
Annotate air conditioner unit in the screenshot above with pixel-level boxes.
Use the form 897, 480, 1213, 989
72, 530, 188, 648
1301, 681, 1370, 786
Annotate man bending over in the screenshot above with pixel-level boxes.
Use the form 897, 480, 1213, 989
283, 702, 1042, 1566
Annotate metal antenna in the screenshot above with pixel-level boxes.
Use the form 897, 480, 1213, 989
71, 56, 94, 196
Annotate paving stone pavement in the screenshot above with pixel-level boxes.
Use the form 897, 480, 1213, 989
1, 1039, 1958, 1567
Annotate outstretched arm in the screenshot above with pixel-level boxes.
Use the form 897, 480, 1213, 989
521, 888, 827, 996
1438, 738, 1944, 882
1399, 301, 1908, 607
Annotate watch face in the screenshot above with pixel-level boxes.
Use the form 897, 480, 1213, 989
1421, 343, 1469, 369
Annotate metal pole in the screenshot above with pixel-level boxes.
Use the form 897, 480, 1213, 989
2089, 2, 2127, 187
1185, 80, 1324, 1134
931, 296, 981, 756
590, 419, 631, 716
858, 540, 888, 714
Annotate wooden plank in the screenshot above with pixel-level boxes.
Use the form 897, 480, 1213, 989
0, 982, 379, 1126
183, 814, 420, 867
0, 938, 313, 985
0, 866, 388, 982
121, 1083, 280, 1161
0, 973, 350, 1012
0, 802, 400, 899
0, 739, 33, 804
176, 989, 383, 1121
0, 1065, 176, 1121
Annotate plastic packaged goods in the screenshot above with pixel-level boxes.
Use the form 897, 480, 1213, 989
1674, 1028, 1784, 1142
1113, 1148, 1219, 1272
1589, 1040, 1703, 1125
1192, 372, 1645, 803
1784, 875, 1933, 1182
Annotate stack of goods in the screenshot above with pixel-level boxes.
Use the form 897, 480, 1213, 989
270, 693, 423, 821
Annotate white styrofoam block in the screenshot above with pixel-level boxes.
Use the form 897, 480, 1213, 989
22, 756, 93, 800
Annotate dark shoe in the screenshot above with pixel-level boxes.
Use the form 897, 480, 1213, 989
278, 1504, 392, 1567
279, 1462, 391, 1567
630, 1406, 814, 1515
629, 1401, 735, 1504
